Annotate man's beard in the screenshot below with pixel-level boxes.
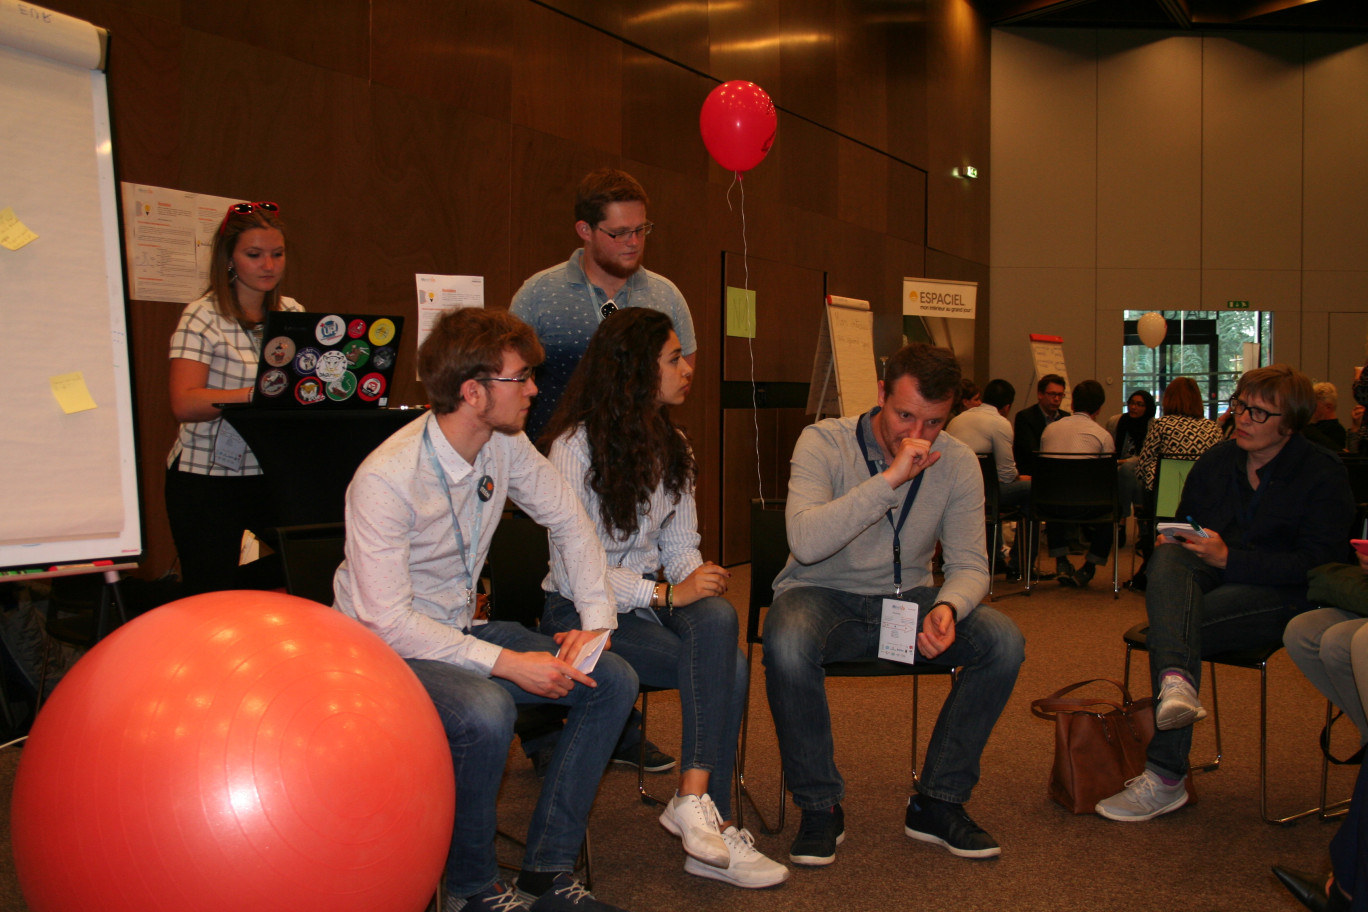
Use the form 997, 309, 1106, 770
590, 245, 639, 280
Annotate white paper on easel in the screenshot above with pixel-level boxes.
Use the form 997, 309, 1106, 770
878, 597, 920, 665
806, 295, 877, 418
1027, 333, 1071, 413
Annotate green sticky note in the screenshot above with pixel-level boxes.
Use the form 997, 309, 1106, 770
726, 286, 756, 338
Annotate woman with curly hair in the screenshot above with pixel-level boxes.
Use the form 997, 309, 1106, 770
538, 308, 788, 889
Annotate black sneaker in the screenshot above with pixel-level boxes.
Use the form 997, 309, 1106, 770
789, 803, 844, 866
519, 873, 628, 912
903, 795, 1000, 859
610, 739, 676, 773
1074, 561, 1096, 586
1055, 557, 1078, 587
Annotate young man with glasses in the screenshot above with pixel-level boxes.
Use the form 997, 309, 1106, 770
511, 168, 697, 445
1096, 364, 1355, 823
333, 307, 639, 912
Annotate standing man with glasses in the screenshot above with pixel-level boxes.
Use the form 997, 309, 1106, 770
512, 168, 697, 445
1096, 364, 1354, 823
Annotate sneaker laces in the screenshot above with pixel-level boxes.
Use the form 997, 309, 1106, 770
551, 878, 593, 904
700, 793, 724, 829
725, 826, 760, 858
1124, 770, 1164, 800
486, 886, 526, 912
796, 808, 833, 841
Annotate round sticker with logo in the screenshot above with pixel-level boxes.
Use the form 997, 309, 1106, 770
369, 346, 395, 371
315, 314, 347, 346
258, 368, 289, 398
294, 376, 326, 405
316, 349, 349, 382
263, 336, 296, 367
326, 370, 357, 402
294, 347, 321, 375
343, 339, 371, 370
368, 318, 397, 347
357, 372, 387, 402
348, 318, 368, 339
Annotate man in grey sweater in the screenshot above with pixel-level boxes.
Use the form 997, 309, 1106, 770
762, 342, 1025, 868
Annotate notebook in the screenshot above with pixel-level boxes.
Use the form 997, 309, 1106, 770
251, 312, 404, 409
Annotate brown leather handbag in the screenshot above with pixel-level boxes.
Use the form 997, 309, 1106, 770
1030, 678, 1158, 814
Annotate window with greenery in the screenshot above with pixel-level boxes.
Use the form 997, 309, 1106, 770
1121, 310, 1273, 419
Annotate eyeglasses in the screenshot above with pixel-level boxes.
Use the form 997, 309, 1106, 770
220, 201, 281, 234
1229, 396, 1281, 425
595, 222, 653, 242
479, 369, 536, 387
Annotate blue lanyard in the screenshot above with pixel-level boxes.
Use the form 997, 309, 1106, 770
423, 423, 486, 608
856, 409, 923, 597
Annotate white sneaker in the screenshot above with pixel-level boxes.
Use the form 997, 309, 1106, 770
1155, 672, 1208, 730
659, 793, 729, 867
684, 826, 790, 889
1095, 769, 1189, 822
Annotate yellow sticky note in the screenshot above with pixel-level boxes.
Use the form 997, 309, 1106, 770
726, 286, 757, 339
0, 207, 38, 251
50, 372, 97, 414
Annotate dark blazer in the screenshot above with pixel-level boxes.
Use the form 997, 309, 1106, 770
1013, 404, 1069, 477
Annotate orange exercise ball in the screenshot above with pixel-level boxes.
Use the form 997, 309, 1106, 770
12, 591, 454, 912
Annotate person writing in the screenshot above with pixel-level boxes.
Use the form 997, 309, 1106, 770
165, 201, 299, 595
539, 309, 788, 889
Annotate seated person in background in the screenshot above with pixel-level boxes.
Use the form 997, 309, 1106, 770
1128, 377, 1225, 589
1039, 380, 1114, 587
1110, 389, 1155, 528
1013, 373, 1068, 478
1284, 547, 1368, 753
333, 307, 638, 912
1096, 364, 1354, 823
950, 378, 980, 419
763, 343, 1024, 866
1305, 381, 1349, 452
945, 378, 1030, 573
538, 309, 787, 889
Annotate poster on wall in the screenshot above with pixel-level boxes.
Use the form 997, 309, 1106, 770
903, 277, 977, 320
121, 183, 241, 303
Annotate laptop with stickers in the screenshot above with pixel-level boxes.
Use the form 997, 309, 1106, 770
250, 312, 405, 409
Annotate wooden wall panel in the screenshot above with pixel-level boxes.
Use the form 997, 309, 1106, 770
926, 0, 990, 264
371, 0, 513, 121
722, 254, 826, 383
182, 0, 369, 77
29, 0, 991, 579
1303, 36, 1368, 271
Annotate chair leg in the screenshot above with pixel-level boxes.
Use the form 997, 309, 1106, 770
1260, 661, 1322, 826
1111, 525, 1120, 598
1319, 701, 1352, 821
1193, 662, 1222, 773
735, 643, 783, 835
636, 691, 668, 807
910, 675, 921, 782
1023, 521, 1036, 594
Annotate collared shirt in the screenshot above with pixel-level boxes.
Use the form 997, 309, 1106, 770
1040, 413, 1114, 457
166, 293, 303, 475
510, 249, 696, 442
773, 410, 989, 618
544, 425, 702, 608
333, 413, 617, 674
945, 403, 1019, 483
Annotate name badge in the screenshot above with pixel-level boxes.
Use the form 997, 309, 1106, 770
878, 598, 920, 665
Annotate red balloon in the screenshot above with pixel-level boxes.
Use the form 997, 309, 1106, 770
699, 80, 777, 173
12, 591, 454, 912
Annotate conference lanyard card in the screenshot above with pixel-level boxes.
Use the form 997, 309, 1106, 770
878, 598, 920, 665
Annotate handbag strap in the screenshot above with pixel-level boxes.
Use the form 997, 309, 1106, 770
1031, 678, 1146, 721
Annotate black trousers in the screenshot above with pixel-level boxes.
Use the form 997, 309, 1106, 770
164, 461, 284, 596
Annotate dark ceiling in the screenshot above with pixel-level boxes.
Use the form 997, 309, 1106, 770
980, 0, 1368, 32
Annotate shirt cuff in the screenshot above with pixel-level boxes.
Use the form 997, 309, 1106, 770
465, 637, 504, 676
578, 602, 620, 632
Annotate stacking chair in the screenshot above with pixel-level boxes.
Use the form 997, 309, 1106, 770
1342, 456, 1368, 537
735, 499, 956, 835
1121, 623, 1322, 824
1130, 456, 1198, 576
977, 453, 1023, 601
1024, 453, 1121, 597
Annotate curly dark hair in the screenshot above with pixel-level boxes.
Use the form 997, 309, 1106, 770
539, 309, 694, 540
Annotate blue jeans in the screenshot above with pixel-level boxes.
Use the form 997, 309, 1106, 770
1143, 543, 1301, 777
406, 620, 637, 898
543, 592, 747, 820
762, 585, 1024, 807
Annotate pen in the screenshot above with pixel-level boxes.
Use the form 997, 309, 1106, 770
1185, 516, 1207, 537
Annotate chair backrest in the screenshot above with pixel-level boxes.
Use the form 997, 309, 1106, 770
748, 499, 790, 646
276, 522, 348, 606
1152, 457, 1197, 521
1030, 454, 1119, 517
486, 510, 551, 629
976, 453, 1001, 519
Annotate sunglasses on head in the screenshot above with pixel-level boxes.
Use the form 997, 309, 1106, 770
220, 201, 281, 235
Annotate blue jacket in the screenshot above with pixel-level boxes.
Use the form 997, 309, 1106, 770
1177, 434, 1354, 607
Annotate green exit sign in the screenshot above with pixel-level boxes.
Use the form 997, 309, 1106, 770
1226, 300, 1250, 309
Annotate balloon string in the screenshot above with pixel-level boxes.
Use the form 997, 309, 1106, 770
726, 172, 766, 506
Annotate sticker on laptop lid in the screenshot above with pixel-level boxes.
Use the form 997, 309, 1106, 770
368, 318, 397, 346
294, 376, 326, 405
357, 372, 387, 402
263, 336, 296, 367
315, 314, 347, 346
316, 349, 349, 382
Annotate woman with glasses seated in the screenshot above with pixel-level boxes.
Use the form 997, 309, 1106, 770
537, 309, 788, 889
1096, 365, 1355, 824
165, 201, 301, 595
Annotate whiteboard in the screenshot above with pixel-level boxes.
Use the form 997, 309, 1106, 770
0, 5, 140, 571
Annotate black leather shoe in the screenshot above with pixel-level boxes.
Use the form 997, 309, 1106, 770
1272, 866, 1342, 912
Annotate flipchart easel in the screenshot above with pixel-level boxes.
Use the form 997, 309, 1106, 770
806, 296, 878, 418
